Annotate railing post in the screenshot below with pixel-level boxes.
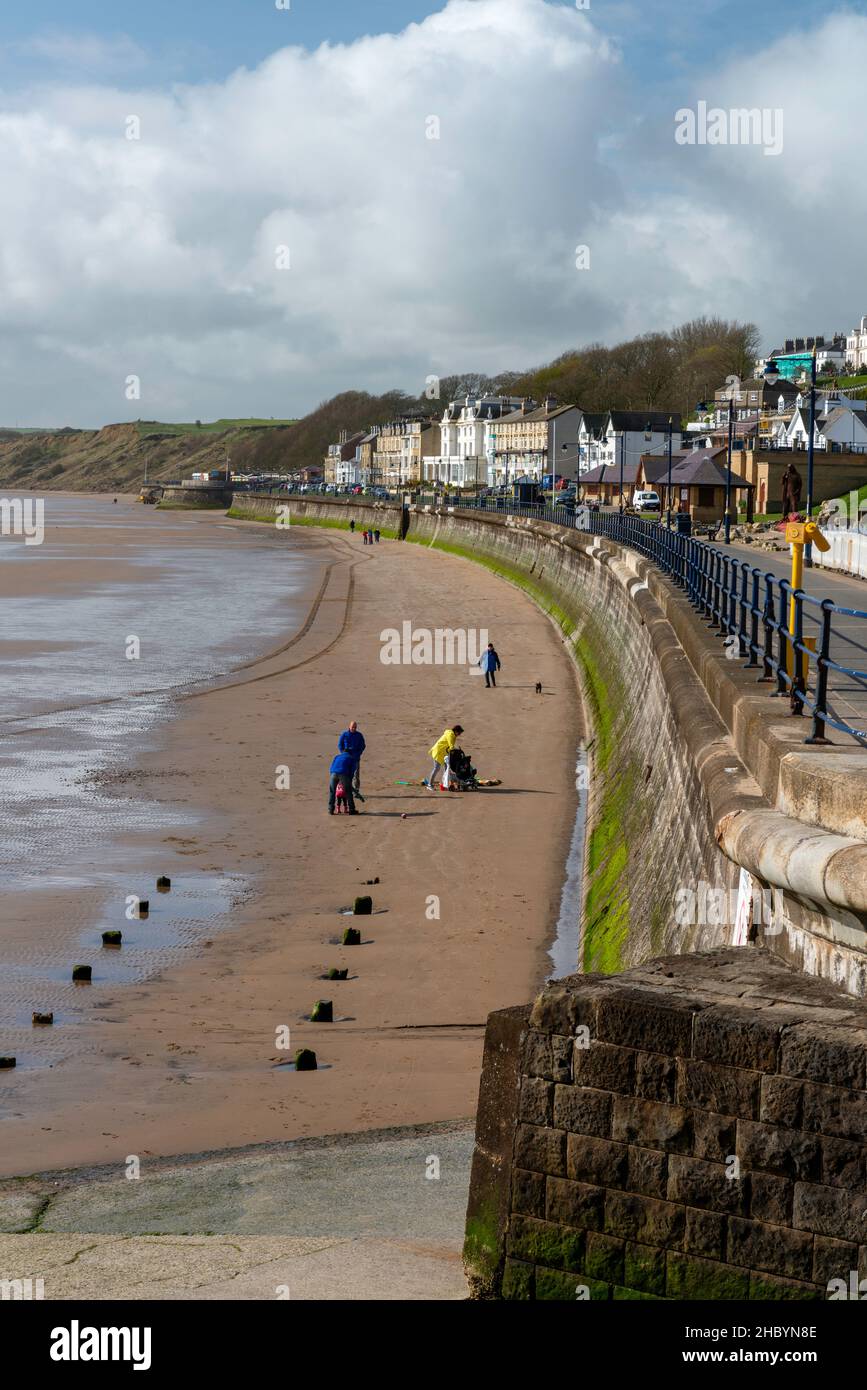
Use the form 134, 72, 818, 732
791, 588, 806, 717
746, 568, 760, 667
759, 573, 775, 682
776, 579, 791, 695
805, 599, 833, 744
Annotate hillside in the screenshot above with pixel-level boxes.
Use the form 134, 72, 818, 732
0, 317, 760, 491
0, 420, 300, 493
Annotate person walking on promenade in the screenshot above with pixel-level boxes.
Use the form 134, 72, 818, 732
339, 720, 366, 799
328, 749, 358, 815
349, 519, 356, 533
426, 724, 464, 791
374, 529, 380, 544
479, 643, 501, 688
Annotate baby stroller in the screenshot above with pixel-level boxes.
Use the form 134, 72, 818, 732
445, 746, 478, 791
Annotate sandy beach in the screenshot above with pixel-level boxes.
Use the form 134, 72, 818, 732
0, 499, 582, 1176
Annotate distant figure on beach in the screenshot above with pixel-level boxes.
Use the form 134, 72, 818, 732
479, 643, 501, 688
329, 749, 358, 815
374, 529, 380, 544
363, 530, 369, 545
426, 724, 464, 791
349, 519, 355, 533
339, 720, 366, 798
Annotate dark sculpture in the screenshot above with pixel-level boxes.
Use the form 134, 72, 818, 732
780, 461, 803, 519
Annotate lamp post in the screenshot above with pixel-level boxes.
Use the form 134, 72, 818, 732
618, 432, 625, 513
805, 346, 817, 567
645, 418, 675, 526
724, 394, 734, 543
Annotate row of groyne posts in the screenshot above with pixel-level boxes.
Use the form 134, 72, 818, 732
0, 878, 172, 1070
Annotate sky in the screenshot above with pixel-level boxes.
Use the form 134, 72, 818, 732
0, 0, 865, 426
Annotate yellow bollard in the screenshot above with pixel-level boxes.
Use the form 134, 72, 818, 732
784, 522, 829, 682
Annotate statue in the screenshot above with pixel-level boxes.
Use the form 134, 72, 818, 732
780, 461, 802, 519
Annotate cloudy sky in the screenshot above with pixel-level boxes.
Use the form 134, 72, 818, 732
0, 0, 865, 427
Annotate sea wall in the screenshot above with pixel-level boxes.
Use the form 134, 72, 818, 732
233, 494, 867, 995
463, 949, 867, 1301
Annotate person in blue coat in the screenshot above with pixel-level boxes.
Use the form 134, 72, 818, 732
329, 750, 358, 814
338, 720, 366, 797
479, 643, 502, 689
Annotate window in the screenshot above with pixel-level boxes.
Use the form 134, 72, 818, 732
697, 486, 715, 506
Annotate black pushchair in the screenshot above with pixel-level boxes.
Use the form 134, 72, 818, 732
445, 746, 478, 791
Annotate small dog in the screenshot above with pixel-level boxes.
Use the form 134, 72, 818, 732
535, 681, 543, 695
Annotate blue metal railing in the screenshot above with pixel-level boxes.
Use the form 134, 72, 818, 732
443, 498, 867, 747
247, 489, 867, 747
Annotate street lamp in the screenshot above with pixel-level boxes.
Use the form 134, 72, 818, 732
646, 418, 675, 527
724, 393, 735, 543
786, 349, 816, 566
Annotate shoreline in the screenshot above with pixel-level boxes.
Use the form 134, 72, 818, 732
0, 507, 583, 1177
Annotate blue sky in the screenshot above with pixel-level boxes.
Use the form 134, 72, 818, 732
0, 0, 848, 88
0, 0, 865, 426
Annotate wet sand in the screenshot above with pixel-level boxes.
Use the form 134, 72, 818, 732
0, 502, 582, 1176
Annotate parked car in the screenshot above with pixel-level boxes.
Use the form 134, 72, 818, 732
634, 490, 661, 513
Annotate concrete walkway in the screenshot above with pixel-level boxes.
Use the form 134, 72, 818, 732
0, 1121, 473, 1300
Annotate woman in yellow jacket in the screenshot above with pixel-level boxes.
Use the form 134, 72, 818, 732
426, 724, 464, 791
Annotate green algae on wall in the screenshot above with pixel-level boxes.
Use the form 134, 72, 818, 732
572, 633, 632, 974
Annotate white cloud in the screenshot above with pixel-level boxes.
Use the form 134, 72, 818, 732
0, 0, 863, 426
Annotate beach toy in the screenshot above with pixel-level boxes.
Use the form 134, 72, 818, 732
342, 927, 361, 946
72, 964, 92, 982
310, 1000, 333, 1023
353, 896, 372, 915
32, 1012, 54, 1026
102, 930, 122, 947
294, 1049, 318, 1071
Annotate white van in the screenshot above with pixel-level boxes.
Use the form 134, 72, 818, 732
634, 490, 661, 513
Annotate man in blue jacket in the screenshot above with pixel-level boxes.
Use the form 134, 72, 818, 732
338, 720, 366, 798
479, 643, 502, 689
329, 750, 358, 815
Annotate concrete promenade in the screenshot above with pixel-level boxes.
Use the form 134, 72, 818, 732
0, 1122, 473, 1300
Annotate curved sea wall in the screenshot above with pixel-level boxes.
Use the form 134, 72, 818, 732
233, 494, 867, 995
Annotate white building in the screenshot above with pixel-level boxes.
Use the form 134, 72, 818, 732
423, 396, 523, 486
847, 316, 867, 372
596, 411, 682, 473
784, 403, 867, 453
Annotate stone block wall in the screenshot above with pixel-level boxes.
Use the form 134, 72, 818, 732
464, 949, 867, 1300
